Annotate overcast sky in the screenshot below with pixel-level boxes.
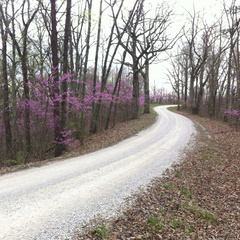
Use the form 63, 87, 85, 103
149, 0, 224, 92
74, 0, 224, 92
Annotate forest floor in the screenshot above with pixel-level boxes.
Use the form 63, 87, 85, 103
74, 109, 240, 240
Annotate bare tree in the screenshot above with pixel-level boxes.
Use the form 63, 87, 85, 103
0, 2, 12, 160
206, 18, 227, 118
9, 0, 18, 157
71, 1, 87, 80
167, 55, 182, 111
139, 2, 175, 113
0, 0, 40, 159
114, 0, 175, 116
171, 6, 229, 117
223, 0, 240, 113
77, 0, 92, 141
50, 0, 62, 157
90, 0, 127, 133
105, 48, 128, 129
60, 0, 72, 151
182, 10, 211, 114
113, 0, 144, 119
90, 0, 103, 132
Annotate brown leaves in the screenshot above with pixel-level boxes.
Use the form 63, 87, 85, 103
76, 111, 240, 239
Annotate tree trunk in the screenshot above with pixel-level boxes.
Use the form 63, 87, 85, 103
91, 0, 103, 133
132, 68, 139, 119
51, 0, 62, 157
10, 0, 17, 156
21, 52, 31, 158
0, 14, 12, 160
90, 1, 123, 134
184, 59, 188, 105
105, 50, 127, 129
2, 0, 39, 160
208, 57, 220, 118
61, 0, 72, 152
143, 60, 150, 114
80, 0, 92, 142
225, 24, 236, 121
193, 85, 204, 115
189, 74, 195, 111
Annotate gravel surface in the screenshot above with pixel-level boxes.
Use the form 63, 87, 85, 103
0, 106, 196, 240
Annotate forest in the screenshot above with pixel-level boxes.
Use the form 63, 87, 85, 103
0, 0, 239, 165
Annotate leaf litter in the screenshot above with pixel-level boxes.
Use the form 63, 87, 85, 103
75, 110, 240, 240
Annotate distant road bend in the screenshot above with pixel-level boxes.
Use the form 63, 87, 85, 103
0, 105, 195, 240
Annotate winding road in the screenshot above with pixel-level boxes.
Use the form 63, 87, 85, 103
0, 106, 195, 240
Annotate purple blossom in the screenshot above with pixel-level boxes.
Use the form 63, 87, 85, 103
1, 71, 137, 157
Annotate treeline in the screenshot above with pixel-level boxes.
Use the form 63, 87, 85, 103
0, 0, 175, 165
169, 0, 240, 123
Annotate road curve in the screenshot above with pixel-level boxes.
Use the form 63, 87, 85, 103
0, 106, 195, 240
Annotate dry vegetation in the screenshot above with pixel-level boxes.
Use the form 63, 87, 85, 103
75, 109, 240, 240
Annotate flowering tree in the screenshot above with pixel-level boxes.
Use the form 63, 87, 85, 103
0, 68, 135, 164
0, 0, 174, 165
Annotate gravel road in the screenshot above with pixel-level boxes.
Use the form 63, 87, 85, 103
0, 106, 196, 240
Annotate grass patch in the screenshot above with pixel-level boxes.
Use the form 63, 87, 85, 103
167, 106, 178, 111
163, 182, 174, 190
147, 216, 160, 227
174, 171, 183, 178
94, 224, 109, 239
182, 202, 217, 223
157, 207, 167, 216
171, 218, 184, 229
150, 103, 162, 108
180, 189, 193, 200
186, 224, 195, 234
149, 104, 160, 116
147, 216, 165, 233
201, 210, 217, 222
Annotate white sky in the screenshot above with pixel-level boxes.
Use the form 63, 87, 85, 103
3, 0, 225, 93
72, 0, 224, 92
149, 0, 224, 92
